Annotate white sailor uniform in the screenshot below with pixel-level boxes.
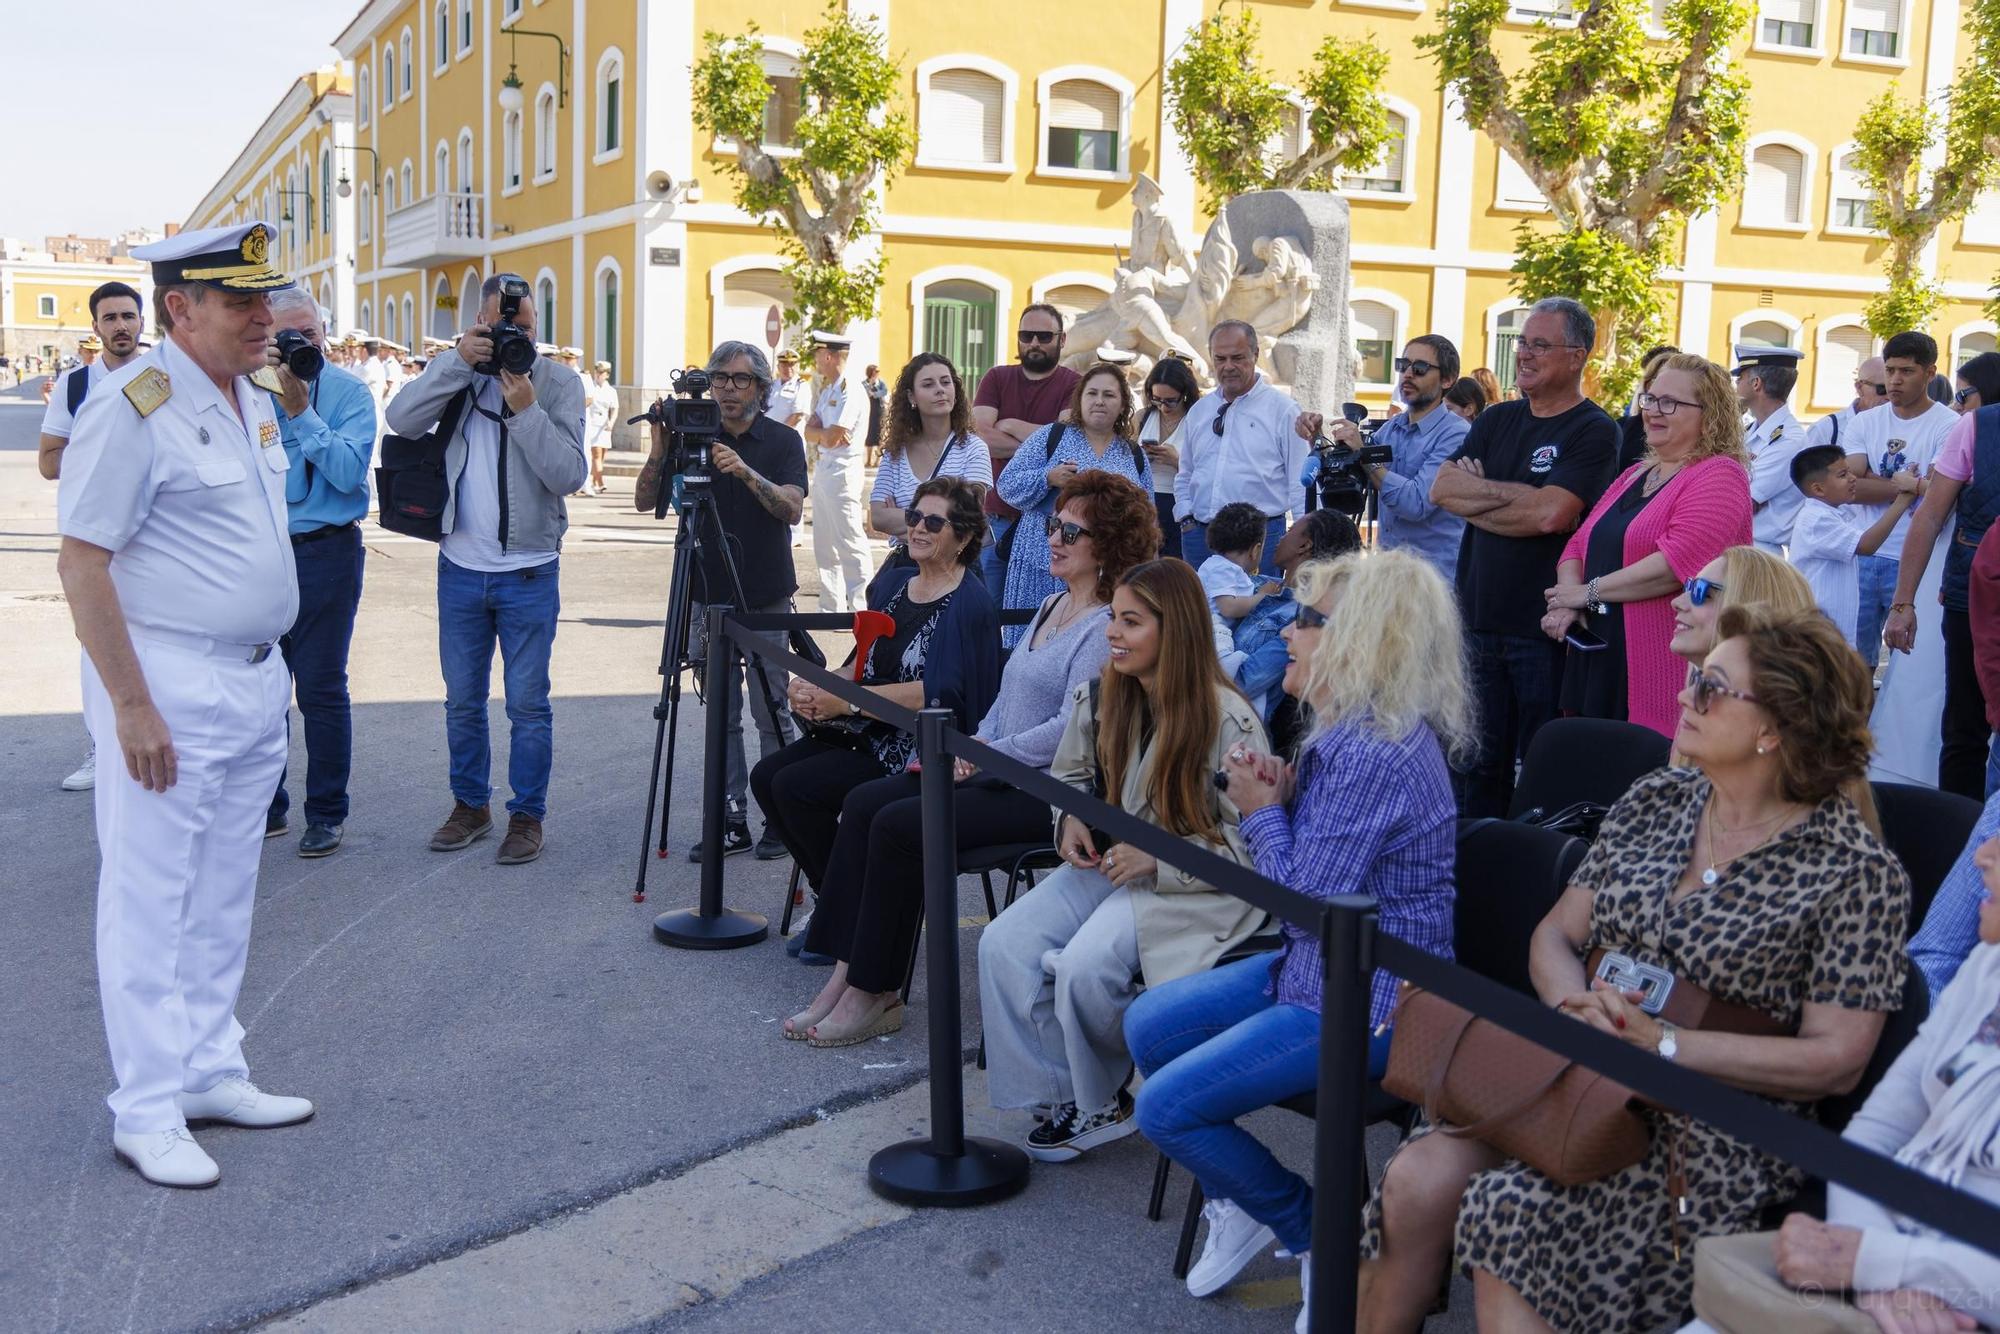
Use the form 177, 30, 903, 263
810, 371, 870, 612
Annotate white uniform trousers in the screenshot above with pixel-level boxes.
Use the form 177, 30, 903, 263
810, 445, 869, 613
976, 864, 1142, 1115
83, 637, 289, 1134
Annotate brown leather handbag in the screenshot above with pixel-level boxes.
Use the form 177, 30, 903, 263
1382, 987, 1652, 1186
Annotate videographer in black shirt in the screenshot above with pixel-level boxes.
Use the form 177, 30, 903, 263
636, 342, 808, 860
1429, 296, 1618, 817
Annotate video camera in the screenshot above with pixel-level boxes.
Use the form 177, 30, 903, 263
1307, 402, 1395, 518
272, 329, 324, 381
473, 276, 538, 377
629, 367, 721, 499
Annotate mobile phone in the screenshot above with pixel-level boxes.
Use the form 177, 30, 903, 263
1564, 625, 1608, 652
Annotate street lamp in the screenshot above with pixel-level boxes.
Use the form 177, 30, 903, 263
332, 143, 381, 198
496, 26, 568, 108
498, 67, 525, 113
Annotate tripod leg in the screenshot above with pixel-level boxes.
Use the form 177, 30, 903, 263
633, 515, 700, 899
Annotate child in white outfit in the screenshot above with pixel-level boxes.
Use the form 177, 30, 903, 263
1196, 502, 1282, 676
1786, 443, 1920, 651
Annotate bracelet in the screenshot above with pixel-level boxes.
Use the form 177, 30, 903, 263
1585, 577, 1606, 614
1889, 602, 1917, 613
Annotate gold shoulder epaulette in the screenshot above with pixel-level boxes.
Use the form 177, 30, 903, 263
249, 366, 285, 394
122, 368, 172, 418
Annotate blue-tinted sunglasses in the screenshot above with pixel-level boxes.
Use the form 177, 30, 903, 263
1684, 577, 1725, 607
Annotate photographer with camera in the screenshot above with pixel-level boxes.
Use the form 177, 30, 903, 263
1296, 334, 1469, 576
634, 343, 808, 860
257, 286, 379, 858
387, 272, 586, 866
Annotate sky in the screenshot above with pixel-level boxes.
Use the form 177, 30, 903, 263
0, 4, 349, 243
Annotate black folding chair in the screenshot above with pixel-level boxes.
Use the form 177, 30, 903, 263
1508, 717, 1672, 825
1870, 781, 1983, 933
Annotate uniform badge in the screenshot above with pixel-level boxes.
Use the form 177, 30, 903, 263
199, 427, 211, 445
122, 368, 173, 418
258, 420, 279, 449
241, 227, 270, 265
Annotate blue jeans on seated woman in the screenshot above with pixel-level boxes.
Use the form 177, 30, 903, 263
1126, 954, 1392, 1256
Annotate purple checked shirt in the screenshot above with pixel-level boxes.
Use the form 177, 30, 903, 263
1239, 716, 1458, 1028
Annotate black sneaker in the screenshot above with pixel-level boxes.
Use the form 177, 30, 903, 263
265, 811, 288, 839
754, 829, 788, 860
1024, 1090, 1137, 1162
686, 823, 752, 863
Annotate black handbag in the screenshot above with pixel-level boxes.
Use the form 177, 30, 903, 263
374, 388, 470, 542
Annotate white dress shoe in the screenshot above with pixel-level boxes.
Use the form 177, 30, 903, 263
180, 1074, 314, 1128
1186, 1198, 1277, 1297
113, 1127, 220, 1189
60, 745, 95, 791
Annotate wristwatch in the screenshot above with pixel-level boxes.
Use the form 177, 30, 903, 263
1656, 1021, 1679, 1062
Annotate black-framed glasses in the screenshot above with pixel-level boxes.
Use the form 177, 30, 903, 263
1638, 392, 1693, 416
1683, 576, 1725, 607
1517, 339, 1583, 358
1294, 604, 1328, 630
1688, 669, 1758, 715
1393, 358, 1440, 377
1045, 515, 1093, 545
904, 508, 955, 534
1956, 387, 1978, 406
1017, 329, 1059, 344
1211, 396, 1234, 437
1149, 392, 1186, 409
709, 371, 760, 390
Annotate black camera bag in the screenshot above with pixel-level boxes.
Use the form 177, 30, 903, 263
375, 387, 471, 542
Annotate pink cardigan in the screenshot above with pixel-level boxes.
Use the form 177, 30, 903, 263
1560, 455, 1753, 736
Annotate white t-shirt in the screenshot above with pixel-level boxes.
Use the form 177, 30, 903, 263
1846, 400, 1960, 562
39, 359, 111, 439
1198, 553, 1258, 624
868, 433, 995, 529
441, 376, 557, 573
1138, 408, 1186, 497
1788, 499, 1867, 647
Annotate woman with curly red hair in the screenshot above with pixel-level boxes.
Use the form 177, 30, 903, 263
782, 473, 1161, 1047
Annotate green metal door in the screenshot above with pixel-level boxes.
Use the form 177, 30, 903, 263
922, 282, 998, 387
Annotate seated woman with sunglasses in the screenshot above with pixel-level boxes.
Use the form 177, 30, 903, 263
1232, 510, 1363, 725
979, 559, 1266, 1161
781, 474, 1159, 1046
1140, 357, 1199, 559
1125, 550, 1467, 1322
994, 361, 1153, 649
864, 353, 992, 600
1361, 605, 1909, 1334
1545, 354, 1752, 737
751, 480, 997, 1024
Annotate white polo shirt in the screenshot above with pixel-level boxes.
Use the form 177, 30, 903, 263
39, 359, 112, 439
57, 335, 298, 645
1173, 374, 1308, 523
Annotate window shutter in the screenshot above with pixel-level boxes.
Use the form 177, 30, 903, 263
1816, 326, 1873, 402
1351, 301, 1394, 344
1762, 0, 1814, 23
925, 69, 1003, 164
1748, 145, 1804, 224
1379, 117, 1408, 187
1497, 151, 1546, 207
1849, 0, 1898, 30
1050, 80, 1117, 131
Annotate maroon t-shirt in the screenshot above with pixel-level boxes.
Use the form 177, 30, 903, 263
974, 363, 1082, 518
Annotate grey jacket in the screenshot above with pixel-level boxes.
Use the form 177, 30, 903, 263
386, 346, 588, 554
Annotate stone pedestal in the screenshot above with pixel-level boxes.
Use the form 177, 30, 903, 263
1219, 190, 1354, 411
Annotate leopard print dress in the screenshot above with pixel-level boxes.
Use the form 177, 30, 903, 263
1360, 767, 1909, 1332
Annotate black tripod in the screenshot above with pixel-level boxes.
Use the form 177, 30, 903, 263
632, 466, 788, 950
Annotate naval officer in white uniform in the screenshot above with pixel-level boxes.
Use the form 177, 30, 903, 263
57, 221, 314, 1189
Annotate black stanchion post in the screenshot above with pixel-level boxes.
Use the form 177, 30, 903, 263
653, 606, 768, 950
1307, 894, 1376, 1333
868, 708, 1031, 1206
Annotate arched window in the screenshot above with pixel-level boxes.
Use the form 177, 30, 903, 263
534, 85, 558, 181
435, 1, 450, 71
502, 110, 523, 191
401, 159, 414, 202
382, 175, 397, 214
459, 269, 480, 332
1036, 281, 1111, 326
917, 63, 1009, 169
1815, 320, 1875, 405
456, 129, 474, 192
359, 299, 373, 336
1745, 140, 1808, 228
399, 28, 413, 97
383, 297, 397, 345
596, 50, 624, 158
1350, 298, 1401, 387
403, 296, 415, 347
382, 49, 397, 111
921, 277, 1002, 386
358, 183, 373, 242
1954, 327, 1997, 370
1037, 70, 1130, 176
432, 276, 454, 341
760, 47, 802, 148
596, 262, 621, 378
458, 0, 473, 56
285, 169, 300, 252
318, 277, 333, 323
358, 68, 371, 127
1830, 148, 1877, 231
320, 149, 333, 235
1738, 318, 1797, 348
436, 141, 450, 195
535, 272, 558, 344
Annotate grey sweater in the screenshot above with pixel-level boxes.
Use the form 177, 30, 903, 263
975, 594, 1112, 770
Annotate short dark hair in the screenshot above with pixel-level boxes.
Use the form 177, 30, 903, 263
911, 475, 989, 568
152, 282, 206, 334
1300, 509, 1362, 560
89, 281, 143, 319
1142, 355, 1199, 407
1640, 344, 1680, 366
1207, 502, 1268, 557
1019, 303, 1064, 333
1407, 334, 1460, 383
1791, 443, 1845, 491
1750, 364, 1798, 402
1445, 376, 1488, 416
1883, 331, 1939, 368
1957, 351, 2000, 406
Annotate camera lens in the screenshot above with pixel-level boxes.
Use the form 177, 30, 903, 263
498, 332, 537, 374
276, 330, 323, 381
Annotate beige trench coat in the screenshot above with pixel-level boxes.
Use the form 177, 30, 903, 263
1047, 680, 1270, 987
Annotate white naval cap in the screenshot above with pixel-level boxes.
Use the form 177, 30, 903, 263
132, 221, 294, 292
1730, 343, 1805, 374
809, 329, 853, 351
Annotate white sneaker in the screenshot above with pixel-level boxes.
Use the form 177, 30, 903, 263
1186, 1198, 1277, 1297
61, 746, 95, 792
113, 1126, 220, 1189
1294, 1251, 1312, 1334
179, 1074, 314, 1128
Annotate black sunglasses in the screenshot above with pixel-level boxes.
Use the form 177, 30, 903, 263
903, 508, 956, 534
1294, 604, 1328, 630
1956, 387, 1978, 405
1149, 392, 1186, 408
1018, 330, 1059, 344
1859, 380, 1888, 395
1683, 576, 1725, 607
1393, 358, 1440, 377
1211, 396, 1233, 437
1045, 515, 1093, 545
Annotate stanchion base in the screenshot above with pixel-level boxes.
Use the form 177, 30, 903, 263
652, 908, 768, 950
868, 1137, 1031, 1207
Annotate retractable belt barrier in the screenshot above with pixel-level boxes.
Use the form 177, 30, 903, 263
711, 607, 2000, 1330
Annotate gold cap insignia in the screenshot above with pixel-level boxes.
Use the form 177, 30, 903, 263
241, 227, 270, 265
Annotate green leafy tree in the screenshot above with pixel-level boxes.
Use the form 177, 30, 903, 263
1165, 9, 1394, 215
691, 4, 913, 339
1418, 0, 1752, 403
1850, 0, 2000, 338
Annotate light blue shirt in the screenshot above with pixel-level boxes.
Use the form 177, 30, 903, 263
1368, 405, 1469, 574
1909, 788, 2000, 1002
274, 361, 376, 534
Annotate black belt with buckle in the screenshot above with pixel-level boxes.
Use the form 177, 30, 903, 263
291, 522, 357, 545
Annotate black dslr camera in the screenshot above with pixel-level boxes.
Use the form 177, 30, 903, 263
629, 368, 722, 502
474, 276, 537, 376
1308, 402, 1396, 519
272, 329, 323, 381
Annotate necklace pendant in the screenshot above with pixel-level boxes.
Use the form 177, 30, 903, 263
1701, 866, 1720, 887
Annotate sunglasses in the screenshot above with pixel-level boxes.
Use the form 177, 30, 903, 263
1045, 515, 1093, 545
1017, 330, 1059, 344
1149, 392, 1186, 409
1683, 577, 1725, 607
1393, 358, 1440, 377
1294, 604, 1328, 630
1688, 669, 1758, 715
1858, 380, 1888, 395
1212, 396, 1233, 437
903, 508, 956, 534
1957, 387, 1978, 406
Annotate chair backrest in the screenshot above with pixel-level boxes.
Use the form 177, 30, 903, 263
1870, 782, 1984, 933
1508, 717, 1671, 822
1816, 958, 1931, 1134
1452, 818, 1587, 996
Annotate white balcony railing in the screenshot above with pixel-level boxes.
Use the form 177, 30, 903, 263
379, 191, 486, 271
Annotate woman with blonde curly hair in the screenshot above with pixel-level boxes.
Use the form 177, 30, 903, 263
1545, 354, 1754, 736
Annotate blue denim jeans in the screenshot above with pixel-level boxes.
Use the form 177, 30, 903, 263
1856, 554, 1899, 670
1180, 514, 1286, 580
981, 515, 1014, 605
437, 553, 560, 820
1457, 629, 1564, 818
1126, 955, 1392, 1256
270, 524, 365, 826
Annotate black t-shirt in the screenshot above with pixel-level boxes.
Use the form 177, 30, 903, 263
1449, 397, 1618, 636
696, 414, 810, 609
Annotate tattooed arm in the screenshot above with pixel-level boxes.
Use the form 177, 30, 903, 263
714, 441, 804, 523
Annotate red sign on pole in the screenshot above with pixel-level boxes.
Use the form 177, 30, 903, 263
764, 305, 783, 349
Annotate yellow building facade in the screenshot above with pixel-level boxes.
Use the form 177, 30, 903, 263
0, 258, 151, 364
187, 0, 2000, 424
